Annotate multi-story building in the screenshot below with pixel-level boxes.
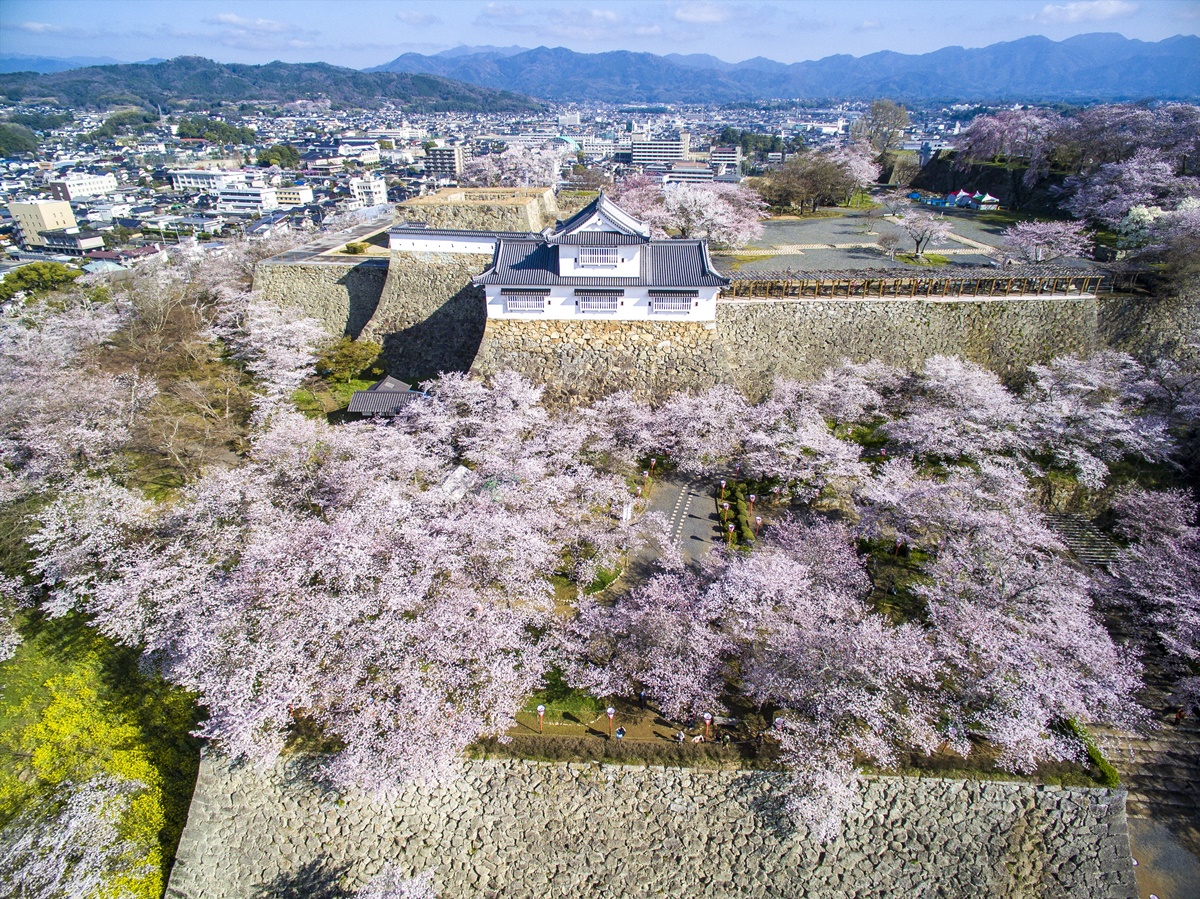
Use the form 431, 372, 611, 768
630, 133, 691, 166
349, 177, 388, 208
708, 146, 743, 170
48, 171, 119, 201
7, 199, 78, 248
662, 161, 716, 183
425, 146, 464, 179
215, 186, 280, 215
274, 186, 315, 208
169, 169, 250, 193
40, 227, 105, 256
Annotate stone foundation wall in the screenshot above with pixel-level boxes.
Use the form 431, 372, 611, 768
718, 296, 1101, 398
396, 188, 560, 233
252, 260, 387, 338
1100, 290, 1200, 361
470, 298, 1101, 402
166, 753, 1137, 899
365, 251, 494, 382
471, 318, 734, 402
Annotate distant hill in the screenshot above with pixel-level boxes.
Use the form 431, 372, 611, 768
0, 54, 127, 74
0, 56, 542, 112
369, 33, 1200, 103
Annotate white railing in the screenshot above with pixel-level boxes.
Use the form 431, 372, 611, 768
650, 296, 694, 314
504, 296, 546, 313
578, 295, 619, 313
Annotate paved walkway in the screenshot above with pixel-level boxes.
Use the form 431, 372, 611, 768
1093, 698, 1200, 898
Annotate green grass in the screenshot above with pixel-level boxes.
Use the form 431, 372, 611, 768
725, 253, 774, 270
1060, 720, 1120, 787
292, 377, 376, 417
896, 253, 951, 267
522, 668, 604, 724
0, 612, 203, 892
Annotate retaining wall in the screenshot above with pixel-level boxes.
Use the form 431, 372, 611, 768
166, 753, 1138, 899
365, 251, 494, 382
252, 260, 387, 339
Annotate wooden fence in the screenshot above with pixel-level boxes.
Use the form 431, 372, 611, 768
721, 268, 1146, 300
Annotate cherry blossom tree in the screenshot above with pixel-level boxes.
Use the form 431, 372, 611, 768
213, 290, 329, 422
0, 292, 155, 503
461, 145, 565, 188
883, 356, 1027, 462
356, 866, 437, 899
1021, 352, 1173, 489
954, 109, 1063, 188
28, 372, 647, 789
611, 178, 765, 248
1001, 220, 1092, 264
0, 776, 155, 899
829, 141, 881, 203
895, 211, 952, 257
1060, 148, 1199, 227
1101, 488, 1200, 712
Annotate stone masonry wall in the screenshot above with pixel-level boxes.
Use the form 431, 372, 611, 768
1100, 290, 1200, 361
252, 261, 387, 338
471, 318, 735, 402
364, 251, 494, 383
470, 297, 1100, 402
718, 296, 1101, 398
396, 188, 560, 233
167, 753, 1138, 899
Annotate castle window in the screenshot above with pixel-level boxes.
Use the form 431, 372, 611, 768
578, 246, 618, 267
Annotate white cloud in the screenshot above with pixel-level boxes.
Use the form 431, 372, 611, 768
395, 10, 441, 26
858, 19, 881, 30
13, 21, 66, 34
1033, 0, 1137, 24
674, 2, 734, 24
210, 13, 294, 34
476, 3, 530, 22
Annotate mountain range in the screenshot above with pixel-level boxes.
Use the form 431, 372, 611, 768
368, 33, 1200, 103
0, 57, 541, 112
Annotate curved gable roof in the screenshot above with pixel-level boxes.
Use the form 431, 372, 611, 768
551, 192, 651, 240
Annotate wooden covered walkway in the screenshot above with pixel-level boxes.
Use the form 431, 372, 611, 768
722, 268, 1146, 300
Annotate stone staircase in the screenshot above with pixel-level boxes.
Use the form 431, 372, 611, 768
1045, 513, 1124, 566
1092, 689, 1200, 859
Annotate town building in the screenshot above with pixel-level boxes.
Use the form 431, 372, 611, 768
49, 171, 119, 201
349, 177, 388, 209
7, 199, 78, 249
425, 146, 465, 179
661, 161, 716, 183
708, 146, 743, 170
274, 185, 315, 208
39, 227, 106, 256
216, 186, 280, 215
169, 169, 250, 193
630, 133, 691, 166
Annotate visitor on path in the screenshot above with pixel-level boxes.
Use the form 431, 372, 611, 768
615, 726, 626, 740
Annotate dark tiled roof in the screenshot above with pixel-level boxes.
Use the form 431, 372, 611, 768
547, 232, 647, 245
551, 192, 651, 239
389, 225, 538, 240
473, 239, 729, 288
347, 389, 423, 416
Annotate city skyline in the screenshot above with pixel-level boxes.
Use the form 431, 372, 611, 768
2, 0, 1197, 69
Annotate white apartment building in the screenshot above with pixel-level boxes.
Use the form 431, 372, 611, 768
274, 186, 315, 208
169, 169, 250, 193
425, 146, 464, 178
215, 186, 280, 215
49, 171, 119, 201
708, 146, 744, 169
349, 177, 388, 208
630, 133, 691, 166
7, 199, 78, 248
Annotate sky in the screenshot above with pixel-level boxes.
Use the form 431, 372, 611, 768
1, 0, 1197, 67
